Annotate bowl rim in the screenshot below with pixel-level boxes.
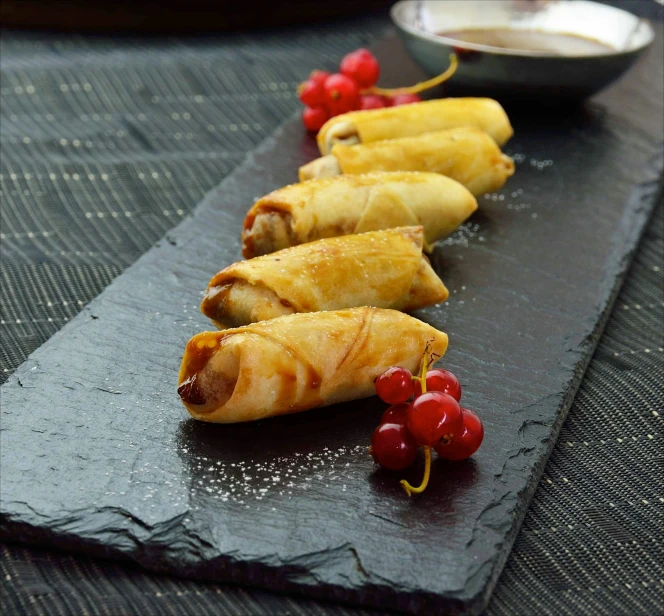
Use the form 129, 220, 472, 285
390, 0, 655, 59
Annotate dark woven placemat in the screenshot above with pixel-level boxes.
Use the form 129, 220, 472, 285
1, 3, 663, 615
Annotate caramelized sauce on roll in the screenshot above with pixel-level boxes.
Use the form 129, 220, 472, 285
178, 333, 221, 406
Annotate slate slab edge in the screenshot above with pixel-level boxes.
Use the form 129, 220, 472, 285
468, 144, 664, 612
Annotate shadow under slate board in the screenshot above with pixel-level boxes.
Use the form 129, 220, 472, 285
1, 34, 663, 616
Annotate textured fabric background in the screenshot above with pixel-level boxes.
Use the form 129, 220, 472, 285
1, 4, 663, 615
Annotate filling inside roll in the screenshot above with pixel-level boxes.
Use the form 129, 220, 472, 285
323, 120, 359, 151
299, 155, 341, 182
177, 334, 242, 411
242, 210, 294, 257
202, 280, 295, 328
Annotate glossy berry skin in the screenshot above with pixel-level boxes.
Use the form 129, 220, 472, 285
340, 48, 380, 89
391, 93, 422, 106
302, 106, 329, 132
309, 70, 330, 88
407, 391, 463, 447
375, 366, 415, 404
435, 408, 484, 461
323, 73, 360, 115
423, 368, 462, 402
380, 402, 411, 426
360, 94, 387, 110
370, 422, 418, 471
299, 80, 325, 107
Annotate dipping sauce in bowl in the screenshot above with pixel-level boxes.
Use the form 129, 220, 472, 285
437, 29, 615, 56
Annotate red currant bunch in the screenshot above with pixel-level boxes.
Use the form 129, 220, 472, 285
298, 48, 457, 132
298, 48, 379, 132
369, 348, 484, 496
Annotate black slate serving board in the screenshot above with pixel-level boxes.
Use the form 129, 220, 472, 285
1, 33, 663, 615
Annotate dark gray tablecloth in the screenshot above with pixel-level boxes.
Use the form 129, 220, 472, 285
1, 3, 663, 615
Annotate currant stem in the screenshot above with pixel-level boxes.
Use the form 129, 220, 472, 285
420, 355, 429, 391
411, 348, 430, 393
400, 446, 432, 496
367, 54, 458, 96
401, 345, 436, 497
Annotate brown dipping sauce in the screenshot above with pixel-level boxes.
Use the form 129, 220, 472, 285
438, 28, 615, 56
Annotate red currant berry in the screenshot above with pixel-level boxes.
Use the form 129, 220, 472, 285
375, 366, 415, 404
391, 93, 422, 106
309, 70, 330, 88
299, 79, 325, 108
302, 106, 329, 132
424, 368, 462, 402
380, 402, 411, 426
407, 391, 463, 447
370, 422, 418, 471
340, 48, 380, 89
323, 73, 360, 115
435, 408, 484, 461
359, 94, 387, 110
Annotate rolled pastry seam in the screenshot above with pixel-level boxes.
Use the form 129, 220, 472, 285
300, 127, 515, 197
317, 97, 514, 155
202, 226, 449, 327
242, 171, 477, 258
178, 307, 448, 423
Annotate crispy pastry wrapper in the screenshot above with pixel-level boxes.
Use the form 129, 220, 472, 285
202, 227, 448, 327
299, 127, 515, 196
241, 171, 477, 258
178, 307, 448, 423
317, 97, 514, 154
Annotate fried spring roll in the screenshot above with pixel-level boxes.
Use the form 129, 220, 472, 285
242, 171, 477, 258
178, 307, 448, 423
299, 127, 515, 196
202, 226, 448, 328
317, 97, 514, 154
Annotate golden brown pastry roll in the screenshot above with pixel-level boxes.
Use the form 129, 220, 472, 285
202, 226, 448, 328
299, 127, 515, 197
178, 307, 448, 423
317, 97, 514, 154
242, 171, 477, 258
